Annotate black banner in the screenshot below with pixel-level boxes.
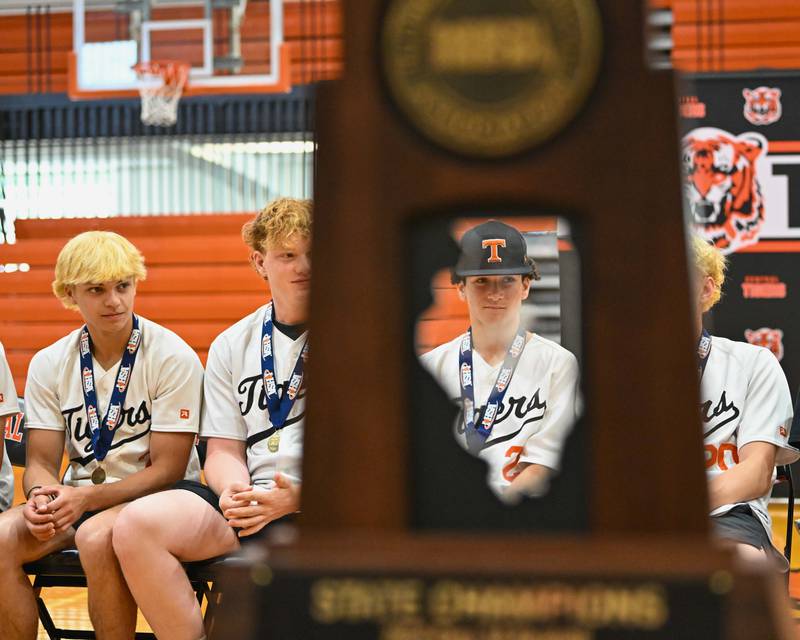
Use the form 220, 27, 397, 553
679, 72, 800, 436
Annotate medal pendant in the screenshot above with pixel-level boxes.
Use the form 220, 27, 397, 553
91, 466, 106, 485
267, 432, 280, 453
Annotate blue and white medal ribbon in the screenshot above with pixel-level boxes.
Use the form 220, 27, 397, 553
697, 329, 712, 380
79, 314, 141, 483
458, 327, 526, 454
260, 302, 308, 452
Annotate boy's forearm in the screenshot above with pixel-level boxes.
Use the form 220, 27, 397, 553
23, 463, 61, 497
708, 457, 772, 511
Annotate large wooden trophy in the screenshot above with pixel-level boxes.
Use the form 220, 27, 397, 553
211, 2, 795, 638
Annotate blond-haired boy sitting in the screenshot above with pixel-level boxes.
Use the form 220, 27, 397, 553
0, 231, 203, 639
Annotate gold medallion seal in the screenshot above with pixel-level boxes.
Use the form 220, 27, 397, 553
267, 432, 281, 453
91, 466, 106, 485
382, 0, 602, 158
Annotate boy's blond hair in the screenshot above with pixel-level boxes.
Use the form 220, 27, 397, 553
52, 231, 147, 310
691, 235, 727, 312
242, 198, 312, 255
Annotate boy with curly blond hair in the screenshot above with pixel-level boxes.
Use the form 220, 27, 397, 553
112, 198, 312, 640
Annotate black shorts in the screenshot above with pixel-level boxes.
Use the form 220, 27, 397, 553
70, 482, 215, 530
173, 479, 223, 515
172, 479, 290, 543
712, 505, 788, 570
72, 510, 101, 530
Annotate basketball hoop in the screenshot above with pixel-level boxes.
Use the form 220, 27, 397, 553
133, 60, 190, 127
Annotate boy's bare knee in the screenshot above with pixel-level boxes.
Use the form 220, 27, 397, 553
75, 519, 114, 563
112, 502, 154, 557
0, 510, 19, 548
0, 508, 37, 567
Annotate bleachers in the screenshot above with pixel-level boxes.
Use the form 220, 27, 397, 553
0, 213, 267, 392
649, 0, 800, 72
0, 213, 569, 387
0, 214, 470, 389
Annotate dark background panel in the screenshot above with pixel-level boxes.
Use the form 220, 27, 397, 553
711, 252, 800, 394
679, 71, 800, 136
678, 73, 800, 443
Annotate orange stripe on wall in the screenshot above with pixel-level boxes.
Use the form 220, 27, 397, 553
737, 240, 800, 253
672, 0, 800, 22
672, 21, 800, 49
766, 141, 800, 154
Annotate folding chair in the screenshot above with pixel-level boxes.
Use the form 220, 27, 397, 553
776, 465, 794, 566
22, 550, 222, 640
5, 398, 225, 640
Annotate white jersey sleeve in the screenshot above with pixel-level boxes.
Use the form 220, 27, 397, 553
201, 333, 247, 441
0, 342, 19, 511
736, 348, 795, 464
0, 343, 17, 416
24, 348, 64, 431
519, 351, 579, 470
149, 337, 203, 434
199, 304, 306, 488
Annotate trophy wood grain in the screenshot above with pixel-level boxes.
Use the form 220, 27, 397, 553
302, 0, 706, 534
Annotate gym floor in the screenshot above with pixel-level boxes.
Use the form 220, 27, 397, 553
34, 587, 153, 637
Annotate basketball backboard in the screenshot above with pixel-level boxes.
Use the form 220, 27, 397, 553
69, 0, 293, 99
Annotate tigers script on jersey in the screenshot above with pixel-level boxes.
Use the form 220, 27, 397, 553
421, 333, 580, 498
201, 303, 306, 488
24, 317, 203, 486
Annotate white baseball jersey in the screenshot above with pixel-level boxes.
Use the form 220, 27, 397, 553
201, 303, 305, 488
24, 317, 203, 486
421, 333, 580, 498
0, 342, 18, 511
701, 336, 798, 538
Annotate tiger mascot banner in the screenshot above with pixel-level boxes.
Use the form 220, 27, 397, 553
680, 72, 800, 440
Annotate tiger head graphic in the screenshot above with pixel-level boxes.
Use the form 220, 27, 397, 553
743, 87, 782, 126
745, 327, 784, 362
682, 127, 767, 253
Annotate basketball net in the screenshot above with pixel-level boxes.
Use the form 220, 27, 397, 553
133, 61, 190, 127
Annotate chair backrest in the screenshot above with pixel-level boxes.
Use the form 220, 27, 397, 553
790, 390, 800, 450
775, 464, 795, 566
3, 397, 25, 467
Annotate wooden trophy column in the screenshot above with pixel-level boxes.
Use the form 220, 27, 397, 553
210, 2, 795, 638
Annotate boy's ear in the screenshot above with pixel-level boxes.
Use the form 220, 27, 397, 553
251, 251, 269, 280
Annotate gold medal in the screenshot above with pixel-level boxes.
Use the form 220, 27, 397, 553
267, 432, 280, 453
91, 466, 106, 485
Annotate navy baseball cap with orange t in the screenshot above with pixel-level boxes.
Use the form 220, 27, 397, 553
452, 220, 536, 280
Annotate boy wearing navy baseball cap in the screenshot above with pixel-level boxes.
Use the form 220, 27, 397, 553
422, 220, 580, 503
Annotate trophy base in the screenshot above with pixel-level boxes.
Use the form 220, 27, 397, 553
207, 532, 794, 640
